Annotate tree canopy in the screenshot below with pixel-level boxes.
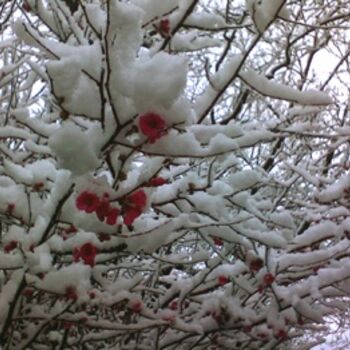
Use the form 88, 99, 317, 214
1, 0, 350, 349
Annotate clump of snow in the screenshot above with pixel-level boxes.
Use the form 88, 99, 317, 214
116, 52, 187, 111
49, 122, 100, 176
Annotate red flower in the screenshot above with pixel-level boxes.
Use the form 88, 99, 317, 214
138, 112, 167, 143
22, 0, 32, 12
249, 258, 263, 272
123, 207, 142, 226
127, 189, 147, 208
218, 275, 229, 285
63, 321, 74, 329
106, 207, 119, 225
159, 18, 170, 37
263, 272, 275, 286
76, 191, 100, 213
65, 286, 78, 300
6, 203, 15, 214
4, 241, 18, 253
73, 242, 97, 267
275, 329, 287, 339
123, 190, 147, 226
98, 233, 111, 241
33, 182, 44, 191
95, 199, 119, 225
66, 225, 78, 234
130, 300, 143, 313
169, 300, 178, 310
146, 177, 167, 187
213, 237, 223, 246
23, 288, 34, 298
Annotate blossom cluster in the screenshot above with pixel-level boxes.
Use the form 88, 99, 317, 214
76, 189, 146, 226
76, 192, 119, 225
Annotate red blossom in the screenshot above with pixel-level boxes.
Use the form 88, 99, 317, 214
218, 275, 229, 285
263, 272, 275, 286
249, 258, 264, 272
127, 190, 147, 208
23, 288, 34, 298
66, 225, 78, 234
123, 189, 147, 226
275, 329, 287, 339
213, 236, 223, 246
4, 241, 18, 253
95, 200, 111, 222
123, 207, 142, 226
22, 0, 31, 12
33, 182, 44, 191
130, 300, 143, 313
95, 199, 119, 225
76, 191, 100, 213
106, 207, 119, 225
65, 286, 78, 300
138, 112, 167, 143
63, 321, 74, 329
73, 242, 97, 267
6, 203, 15, 214
169, 300, 178, 310
159, 18, 170, 37
98, 233, 111, 241
146, 176, 168, 187
244, 325, 252, 332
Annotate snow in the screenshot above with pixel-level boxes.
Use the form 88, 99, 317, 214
114, 52, 188, 112
133, 0, 177, 24
0, 270, 24, 331
172, 33, 221, 51
27, 263, 91, 296
48, 122, 100, 176
245, 0, 290, 33
289, 221, 338, 251
185, 12, 227, 29
240, 69, 333, 105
